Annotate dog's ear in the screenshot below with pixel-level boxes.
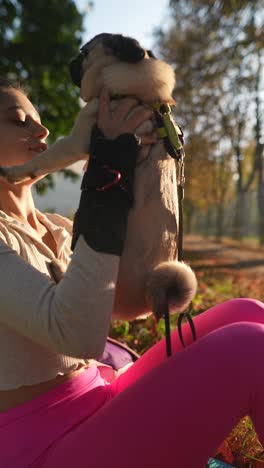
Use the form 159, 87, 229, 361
147, 50, 157, 59
104, 34, 145, 63
69, 54, 84, 87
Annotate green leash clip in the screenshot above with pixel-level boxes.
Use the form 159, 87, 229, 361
151, 102, 184, 161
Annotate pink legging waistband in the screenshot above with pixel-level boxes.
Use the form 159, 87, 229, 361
1, 298, 264, 468
0, 364, 112, 467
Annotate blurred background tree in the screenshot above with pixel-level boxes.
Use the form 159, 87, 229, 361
154, 0, 264, 244
0, 0, 263, 243
0, 0, 90, 192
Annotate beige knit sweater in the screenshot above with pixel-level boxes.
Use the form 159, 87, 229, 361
0, 210, 119, 390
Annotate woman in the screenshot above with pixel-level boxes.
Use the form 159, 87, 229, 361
0, 77, 264, 468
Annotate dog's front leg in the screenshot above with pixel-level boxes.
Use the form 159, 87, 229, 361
0, 99, 99, 183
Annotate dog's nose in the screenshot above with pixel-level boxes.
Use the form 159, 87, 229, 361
69, 54, 84, 87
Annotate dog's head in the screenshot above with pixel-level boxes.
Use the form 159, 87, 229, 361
69, 33, 175, 104
69, 33, 155, 87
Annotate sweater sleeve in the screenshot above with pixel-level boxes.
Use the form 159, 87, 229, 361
0, 234, 119, 359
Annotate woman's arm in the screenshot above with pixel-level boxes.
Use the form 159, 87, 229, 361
0, 235, 118, 359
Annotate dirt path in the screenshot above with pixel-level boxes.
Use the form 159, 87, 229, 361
183, 235, 264, 275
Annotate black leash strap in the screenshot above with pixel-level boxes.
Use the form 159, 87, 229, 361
164, 301, 172, 357
164, 302, 196, 356
177, 305, 196, 349
164, 302, 196, 357
153, 106, 197, 356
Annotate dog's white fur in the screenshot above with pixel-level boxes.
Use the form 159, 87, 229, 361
0, 36, 197, 320
80, 44, 176, 104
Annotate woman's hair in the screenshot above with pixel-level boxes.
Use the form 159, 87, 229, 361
0, 77, 28, 98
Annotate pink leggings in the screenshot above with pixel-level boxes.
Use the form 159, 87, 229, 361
3, 298, 264, 468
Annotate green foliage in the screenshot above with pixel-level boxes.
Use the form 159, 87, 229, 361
0, 0, 86, 193
156, 0, 264, 243
110, 315, 170, 355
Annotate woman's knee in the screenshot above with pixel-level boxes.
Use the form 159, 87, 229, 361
211, 321, 264, 361
220, 297, 264, 319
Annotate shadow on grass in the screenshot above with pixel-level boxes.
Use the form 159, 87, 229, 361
191, 259, 264, 270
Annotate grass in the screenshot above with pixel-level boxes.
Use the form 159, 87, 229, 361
221, 236, 264, 252
110, 241, 264, 466
216, 417, 264, 466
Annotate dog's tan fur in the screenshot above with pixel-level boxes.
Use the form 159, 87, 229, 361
79, 41, 176, 105
0, 35, 197, 320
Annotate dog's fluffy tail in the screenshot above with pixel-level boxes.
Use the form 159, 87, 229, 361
145, 261, 197, 321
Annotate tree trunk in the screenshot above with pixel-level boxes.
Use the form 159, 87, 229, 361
257, 181, 264, 245
232, 190, 246, 240
257, 141, 264, 244
202, 206, 213, 237
184, 202, 195, 234
215, 202, 224, 240
254, 55, 264, 245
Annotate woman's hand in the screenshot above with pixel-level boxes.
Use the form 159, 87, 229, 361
97, 88, 157, 145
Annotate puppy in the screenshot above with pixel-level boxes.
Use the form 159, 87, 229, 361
0, 33, 197, 320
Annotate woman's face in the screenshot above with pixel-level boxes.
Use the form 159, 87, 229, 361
0, 88, 49, 168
